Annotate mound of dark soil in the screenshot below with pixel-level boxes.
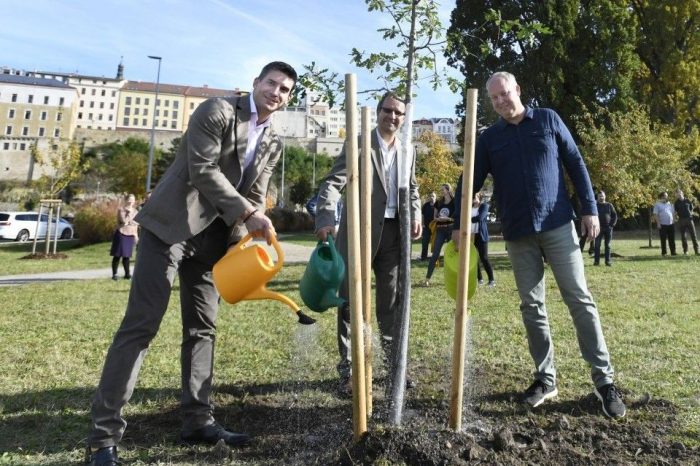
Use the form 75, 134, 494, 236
21, 252, 68, 260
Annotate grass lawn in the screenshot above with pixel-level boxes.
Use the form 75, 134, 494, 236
0, 231, 698, 464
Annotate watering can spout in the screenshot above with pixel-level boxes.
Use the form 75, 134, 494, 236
212, 233, 315, 325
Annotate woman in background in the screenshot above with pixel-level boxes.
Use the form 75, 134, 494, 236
472, 193, 495, 287
110, 193, 139, 280
424, 183, 455, 286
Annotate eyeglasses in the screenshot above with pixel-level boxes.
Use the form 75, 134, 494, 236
381, 107, 405, 117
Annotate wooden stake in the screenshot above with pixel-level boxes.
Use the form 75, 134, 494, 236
448, 88, 479, 431
345, 74, 367, 441
360, 106, 373, 416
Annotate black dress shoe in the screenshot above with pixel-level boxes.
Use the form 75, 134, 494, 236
86, 446, 119, 466
181, 423, 251, 447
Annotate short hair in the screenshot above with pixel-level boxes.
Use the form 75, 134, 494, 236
258, 61, 298, 87
598, 190, 605, 196
659, 191, 668, 198
376, 91, 406, 115
486, 71, 517, 90
441, 183, 452, 192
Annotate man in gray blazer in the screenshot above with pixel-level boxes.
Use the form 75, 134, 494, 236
315, 91, 421, 396
86, 61, 297, 466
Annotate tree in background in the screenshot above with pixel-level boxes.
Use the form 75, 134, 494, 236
31, 140, 89, 199
271, 145, 335, 206
415, 130, 462, 196
575, 103, 699, 218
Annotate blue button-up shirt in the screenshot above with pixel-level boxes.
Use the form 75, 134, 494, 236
456, 107, 596, 241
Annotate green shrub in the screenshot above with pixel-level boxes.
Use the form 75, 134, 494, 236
266, 207, 313, 232
73, 198, 119, 245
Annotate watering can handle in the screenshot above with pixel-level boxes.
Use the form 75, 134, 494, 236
229, 233, 284, 272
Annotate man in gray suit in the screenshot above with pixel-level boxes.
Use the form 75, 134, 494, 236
315, 91, 421, 395
86, 61, 297, 466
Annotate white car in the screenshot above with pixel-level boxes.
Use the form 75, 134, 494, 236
0, 211, 74, 242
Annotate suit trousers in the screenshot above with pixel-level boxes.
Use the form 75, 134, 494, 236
337, 218, 400, 378
506, 222, 614, 389
88, 219, 228, 448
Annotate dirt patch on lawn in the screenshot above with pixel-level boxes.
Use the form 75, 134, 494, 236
192, 371, 699, 465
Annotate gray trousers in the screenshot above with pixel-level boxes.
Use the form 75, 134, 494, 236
88, 220, 228, 448
677, 217, 699, 254
506, 222, 614, 389
337, 218, 400, 377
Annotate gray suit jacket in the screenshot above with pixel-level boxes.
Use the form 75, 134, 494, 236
315, 129, 420, 261
137, 96, 282, 245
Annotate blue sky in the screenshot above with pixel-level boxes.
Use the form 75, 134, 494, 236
2, 0, 461, 119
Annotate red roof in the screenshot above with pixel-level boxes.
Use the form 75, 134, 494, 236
123, 80, 241, 97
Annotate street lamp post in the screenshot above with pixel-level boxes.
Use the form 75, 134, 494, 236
146, 55, 162, 193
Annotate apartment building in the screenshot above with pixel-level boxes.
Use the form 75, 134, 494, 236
412, 117, 458, 144
0, 74, 78, 180
118, 81, 240, 132
26, 64, 126, 131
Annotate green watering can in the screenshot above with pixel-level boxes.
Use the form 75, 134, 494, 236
443, 240, 478, 300
300, 236, 346, 312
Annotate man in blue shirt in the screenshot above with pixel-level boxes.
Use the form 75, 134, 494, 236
453, 71, 625, 419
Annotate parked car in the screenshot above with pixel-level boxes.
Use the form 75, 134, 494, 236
0, 211, 74, 242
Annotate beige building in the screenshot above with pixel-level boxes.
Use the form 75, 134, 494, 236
27, 63, 126, 131
118, 81, 240, 133
0, 74, 78, 181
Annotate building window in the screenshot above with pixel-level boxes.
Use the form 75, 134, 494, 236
28, 95, 34, 103
190, 102, 195, 110
22, 127, 29, 136
91, 89, 96, 96
20, 143, 26, 150
81, 88, 86, 95
5, 126, 12, 135
54, 128, 60, 137
109, 115, 113, 121
110, 103, 114, 109
89, 101, 94, 108
142, 118, 147, 126
155, 109, 159, 117
38, 127, 45, 137
163, 110, 169, 118
112, 90, 116, 97
2, 143, 8, 150
123, 118, 129, 126
80, 100, 84, 107
173, 110, 178, 119
133, 118, 138, 125
173, 101, 179, 109
134, 108, 140, 115
101, 89, 106, 96
164, 100, 169, 107
99, 102, 104, 109
143, 108, 148, 116
145, 98, 150, 105
171, 120, 177, 129
43, 96, 49, 104
24, 110, 31, 119
8, 109, 15, 118
78, 112, 83, 119
136, 97, 141, 105
125, 96, 132, 105
59, 97, 65, 106
11, 94, 17, 102
40, 111, 47, 120
161, 120, 167, 128
88, 113, 93, 120
57, 113, 63, 121
125, 107, 130, 116
156, 99, 161, 106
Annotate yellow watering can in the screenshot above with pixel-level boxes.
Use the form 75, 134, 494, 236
212, 233, 316, 325
443, 240, 478, 300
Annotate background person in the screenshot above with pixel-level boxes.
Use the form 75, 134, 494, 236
452, 71, 626, 419
424, 183, 455, 286
593, 191, 617, 266
471, 193, 495, 286
653, 191, 677, 256
85, 61, 297, 466
674, 188, 699, 255
110, 193, 138, 280
315, 91, 421, 396
420, 191, 436, 260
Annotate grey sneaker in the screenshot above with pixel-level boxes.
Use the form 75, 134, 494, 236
487, 280, 496, 287
523, 380, 558, 407
595, 383, 626, 419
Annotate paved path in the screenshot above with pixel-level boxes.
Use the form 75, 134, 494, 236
0, 240, 316, 286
